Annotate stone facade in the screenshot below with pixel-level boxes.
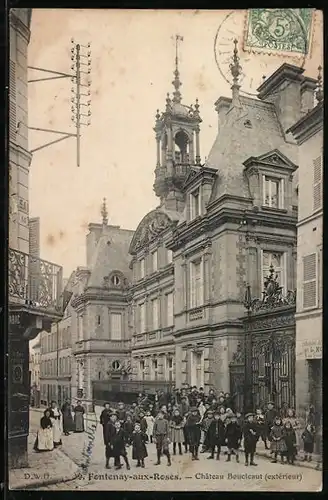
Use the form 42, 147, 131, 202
9, 9, 32, 253
127, 60, 317, 395
288, 97, 323, 423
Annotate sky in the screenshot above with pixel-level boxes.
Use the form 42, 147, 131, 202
28, 9, 323, 278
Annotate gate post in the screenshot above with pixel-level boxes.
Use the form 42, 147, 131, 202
244, 284, 253, 412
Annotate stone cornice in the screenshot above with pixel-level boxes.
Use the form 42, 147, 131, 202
130, 265, 174, 294
287, 102, 323, 144
173, 320, 243, 339
71, 290, 129, 310
9, 142, 33, 167
168, 205, 297, 251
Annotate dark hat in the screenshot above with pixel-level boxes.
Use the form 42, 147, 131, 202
245, 413, 254, 418
267, 401, 275, 405
190, 406, 198, 412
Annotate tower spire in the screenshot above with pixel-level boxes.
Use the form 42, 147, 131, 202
316, 65, 323, 103
101, 197, 108, 225
230, 39, 242, 106
172, 34, 183, 104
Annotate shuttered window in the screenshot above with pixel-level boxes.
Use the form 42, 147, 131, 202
303, 253, 317, 309
152, 298, 159, 330
166, 292, 174, 326
190, 259, 203, 308
111, 313, 122, 340
9, 60, 16, 142
313, 155, 322, 212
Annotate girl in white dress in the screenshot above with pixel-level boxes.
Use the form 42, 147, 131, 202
33, 410, 54, 452
49, 401, 63, 447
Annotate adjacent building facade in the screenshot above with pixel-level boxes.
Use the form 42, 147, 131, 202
8, 9, 63, 468
288, 77, 323, 423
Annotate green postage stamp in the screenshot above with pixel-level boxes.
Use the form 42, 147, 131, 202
244, 9, 314, 56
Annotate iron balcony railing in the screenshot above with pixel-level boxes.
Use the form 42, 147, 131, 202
8, 247, 63, 313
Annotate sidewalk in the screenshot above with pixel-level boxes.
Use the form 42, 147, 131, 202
253, 442, 322, 471
9, 433, 80, 490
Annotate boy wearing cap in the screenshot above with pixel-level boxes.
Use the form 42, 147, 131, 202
243, 413, 258, 466
153, 410, 171, 466
225, 413, 242, 462
186, 407, 202, 460
207, 411, 225, 460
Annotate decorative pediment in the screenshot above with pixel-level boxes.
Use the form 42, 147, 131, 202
102, 270, 128, 290
129, 209, 173, 255
183, 167, 200, 188
183, 165, 217, 191
243, 149, 298, 174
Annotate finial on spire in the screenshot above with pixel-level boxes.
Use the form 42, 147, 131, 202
172, 34, 183, 103
101, 197, 108, 225
194, 98, 200, 118
230, 39, 242, 106
316, 65, 323, 103
156, 109, 161, 121
166, 92, 172, 112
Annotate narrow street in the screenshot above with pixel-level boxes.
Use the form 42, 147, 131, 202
28, 409, 322, 492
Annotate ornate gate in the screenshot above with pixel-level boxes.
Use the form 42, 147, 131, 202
232, 264, 296, 412
252, 330, 295, 410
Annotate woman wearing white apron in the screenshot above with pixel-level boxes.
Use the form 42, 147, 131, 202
49, 401, 63, 447
33, 409, 54, 452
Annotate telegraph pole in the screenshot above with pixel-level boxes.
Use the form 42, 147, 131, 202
27, 39, 92, 167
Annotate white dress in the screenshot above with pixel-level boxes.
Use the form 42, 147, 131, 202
35, 417, 54, 451
145, 416, 154, 437
50, 407, 63, 445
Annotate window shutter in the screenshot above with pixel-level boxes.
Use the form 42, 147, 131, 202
303, 253, 317, 309
313, 156, 322, 211
9, 60, 16, 142
199, 258, 204, 306
190, 263, 195, 308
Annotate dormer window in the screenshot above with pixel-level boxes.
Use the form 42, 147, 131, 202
263, 175, 284, 209
190, 188, 201, 220
111, 274, 121, 286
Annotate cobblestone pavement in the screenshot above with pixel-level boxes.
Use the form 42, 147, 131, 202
28, 408, 322, 492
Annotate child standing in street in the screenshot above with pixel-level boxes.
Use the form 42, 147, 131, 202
111, 421, 130, 470
153, 410, 171, 466
225, 414, 242, 463
283, 421, 297, 465
243, 413, 258, 467
206, 411, 225, 460
270, 416, 287, 464
144, 410, 155, 444
301, 424, 315, 462
131, 422, 148, 468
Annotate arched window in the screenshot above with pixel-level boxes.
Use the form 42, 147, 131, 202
161, 132, 168, 165
174, 130, 190, 164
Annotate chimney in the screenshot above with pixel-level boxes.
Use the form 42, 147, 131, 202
86, 223, 103, 267
300, 77, 317, 114
257, 63, 305, 133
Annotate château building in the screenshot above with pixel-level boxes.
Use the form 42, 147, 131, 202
39, 42, 322, 416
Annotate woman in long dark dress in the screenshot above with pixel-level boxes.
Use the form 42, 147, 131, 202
61, 400, 74, 436
74, 400, 85, 432
34, 410, 54, 452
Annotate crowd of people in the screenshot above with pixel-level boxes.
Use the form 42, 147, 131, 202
99, 386, 319, 470
33, 400, 85, 453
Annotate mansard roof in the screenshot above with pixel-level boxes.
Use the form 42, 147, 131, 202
87, 225, 134, 289
129, 207, 183, 255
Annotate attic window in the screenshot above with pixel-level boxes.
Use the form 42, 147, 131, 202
111, 275, 121, 286
244, 120, 252, 128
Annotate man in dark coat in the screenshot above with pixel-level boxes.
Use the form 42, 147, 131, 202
243, 413, 258, 466
136, 410, 148, 434
225, 414, 242, 462
188, 387, 198, 407
104, 413, 118, 469
186, 407, 202, 460
207, 389, 216, 404
206, 411, 225, 460
100, 403, 112, 445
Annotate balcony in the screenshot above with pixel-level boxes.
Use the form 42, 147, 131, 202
8, 248, 63, 319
